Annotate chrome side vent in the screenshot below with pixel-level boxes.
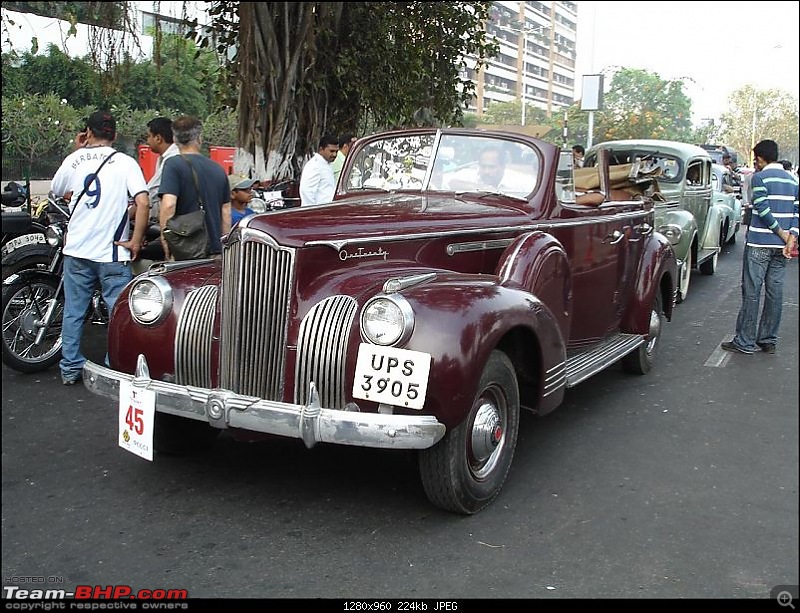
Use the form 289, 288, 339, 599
295, 296, 358, 410
175, 285, 218, 387
219, 234, 294, 399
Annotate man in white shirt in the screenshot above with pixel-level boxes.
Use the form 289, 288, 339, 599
299, 134, 339, 206
50, 110, 149, 385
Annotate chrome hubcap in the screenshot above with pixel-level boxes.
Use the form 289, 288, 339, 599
470, 399, 504, 478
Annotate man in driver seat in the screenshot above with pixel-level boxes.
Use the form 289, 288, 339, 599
447, 146, 534, 197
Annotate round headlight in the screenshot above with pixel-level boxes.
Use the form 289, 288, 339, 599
658, 224, 682, 245
361, 295, 414, 346
249, 197, 267, 214
45, 224, 64, 247
128, 277, 172, 325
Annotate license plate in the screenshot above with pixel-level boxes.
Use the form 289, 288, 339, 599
352, 344, 431, 410
3, 233, 45, 254
118, 382, 156, 461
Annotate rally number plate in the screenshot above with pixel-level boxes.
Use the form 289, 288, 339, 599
352, 344, 431, 410
118, 382, 156, 461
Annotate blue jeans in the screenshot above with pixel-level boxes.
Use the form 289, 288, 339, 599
60, 256, 132, 380
733, 246, 788, 351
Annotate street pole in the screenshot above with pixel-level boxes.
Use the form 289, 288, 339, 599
521, 29, 527, 127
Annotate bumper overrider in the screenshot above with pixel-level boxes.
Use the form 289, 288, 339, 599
82, 355, 446, 450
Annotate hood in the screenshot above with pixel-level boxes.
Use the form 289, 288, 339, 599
236, 193, 531, 248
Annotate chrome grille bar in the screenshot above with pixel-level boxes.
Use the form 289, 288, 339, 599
295, 296, 358, 410
220, 233, 294, 400
175, 285, 218, 387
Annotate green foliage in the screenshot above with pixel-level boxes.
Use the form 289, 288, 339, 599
591, 68, 694, 142
2, 45, 99, 107
223, 1, 498, 179
1, 93, 82, 161
1, 33, 220, 116
479, 100, 548, 127
202, 107, 238, 148
719, 85, 799, 165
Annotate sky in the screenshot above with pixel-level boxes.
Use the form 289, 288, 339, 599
574, 1, 800, 124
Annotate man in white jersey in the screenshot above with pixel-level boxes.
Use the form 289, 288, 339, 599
50, 110, 150, 385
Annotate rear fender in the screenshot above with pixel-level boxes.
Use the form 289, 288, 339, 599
622, 231, 678, 332
2, 267, 60, 287
495, 231, 572, 344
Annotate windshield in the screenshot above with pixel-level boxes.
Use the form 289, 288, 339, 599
343, 132, 541, 200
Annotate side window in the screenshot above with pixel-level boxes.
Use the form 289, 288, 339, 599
686, 161, 703, 187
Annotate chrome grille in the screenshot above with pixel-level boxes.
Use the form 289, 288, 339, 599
295, 296, 358, 410
219, 233, 294, 399
175, 285, 218, 387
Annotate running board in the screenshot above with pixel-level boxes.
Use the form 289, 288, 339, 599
565, 333, 645, 388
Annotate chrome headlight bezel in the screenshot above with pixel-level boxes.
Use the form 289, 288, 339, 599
360, 294, 415, 347
128, 276, 173, 326
658, 224, 682, 246
45, 224, 64, 247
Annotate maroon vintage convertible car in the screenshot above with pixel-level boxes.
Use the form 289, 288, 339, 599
83, 128, 678, 514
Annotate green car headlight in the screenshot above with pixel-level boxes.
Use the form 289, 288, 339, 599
658, 224, 682, 245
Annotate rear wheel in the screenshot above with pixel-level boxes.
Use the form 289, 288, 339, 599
418, 350, 519, 515
622, 291, 664, 375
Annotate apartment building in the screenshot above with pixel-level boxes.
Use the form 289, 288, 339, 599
466, 1, 579, 119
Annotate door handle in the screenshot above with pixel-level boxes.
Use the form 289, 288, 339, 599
603, 229, 625, 245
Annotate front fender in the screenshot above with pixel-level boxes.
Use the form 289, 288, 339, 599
657, 207, 696, 265
496, 231, 572, 345
396, 274, 565, 428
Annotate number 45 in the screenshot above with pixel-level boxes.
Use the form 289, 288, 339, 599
125, 406, 144, 435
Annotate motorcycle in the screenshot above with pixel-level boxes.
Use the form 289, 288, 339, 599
250, 179, 302, 212
1, 180, 53, 279
1, 192, 108, 373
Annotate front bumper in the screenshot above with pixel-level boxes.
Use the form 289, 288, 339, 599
83, 355, 446, 450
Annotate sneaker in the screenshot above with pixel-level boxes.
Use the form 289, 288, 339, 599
721, 341, 755, 355
757, 343, 776, 354
61, 375, 80, 386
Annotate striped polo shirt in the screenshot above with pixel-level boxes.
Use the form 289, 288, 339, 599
746, 163, 799, 249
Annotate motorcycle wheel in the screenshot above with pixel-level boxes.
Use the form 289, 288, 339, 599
1, 276, 63, 372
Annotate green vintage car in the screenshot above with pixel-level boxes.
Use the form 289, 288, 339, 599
585, 140, 725, 303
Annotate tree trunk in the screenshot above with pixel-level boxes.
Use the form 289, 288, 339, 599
236, 2, 344, 182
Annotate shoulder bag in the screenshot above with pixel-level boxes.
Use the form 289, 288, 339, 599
162, 155, 210, 260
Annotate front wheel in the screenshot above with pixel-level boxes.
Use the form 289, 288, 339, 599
622, 291, 664, 375
1, 276, 63, 372
675, 248, 692, 304
418, 350, 520, 515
